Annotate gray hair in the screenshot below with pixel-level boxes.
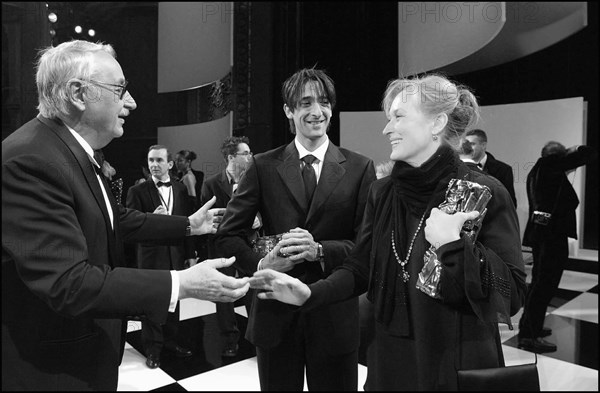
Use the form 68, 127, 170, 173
35, 40, 116, 119
382, 74, 480, 150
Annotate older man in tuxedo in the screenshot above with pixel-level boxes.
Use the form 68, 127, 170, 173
2, 40, 249, 391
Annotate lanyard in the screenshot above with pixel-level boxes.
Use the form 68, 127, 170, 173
157, 186, 172, 214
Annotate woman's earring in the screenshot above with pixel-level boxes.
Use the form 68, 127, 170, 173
432, 134, 438, 141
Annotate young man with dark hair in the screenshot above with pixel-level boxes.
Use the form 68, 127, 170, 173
215, 68, 376, 390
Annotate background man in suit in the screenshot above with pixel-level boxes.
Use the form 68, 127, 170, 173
215, 68, 376, 390
200, 135, 258, 358
2, 40, 249, 391
465, 128, 518, 207
518, 141, 596, 353
126, 145, 197, 368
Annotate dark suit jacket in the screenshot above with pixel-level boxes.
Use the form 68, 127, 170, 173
126, 179, 195, 270
522, 145, 596, 246
199, 170, 233, 260
201, 170, 233, 211
2, 115, 189, 390
483, 152, 517, 207
214, 141, 376, 352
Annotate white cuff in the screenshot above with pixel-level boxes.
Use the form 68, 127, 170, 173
169, 271, 180, 312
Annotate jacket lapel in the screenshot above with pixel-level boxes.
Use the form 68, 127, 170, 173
276, 142, 308, 212
145, 180, 162, 212
171, 182, 181, 215
306, 143, 346, 222
218, 170, 232, 199
39, 115, 114, 234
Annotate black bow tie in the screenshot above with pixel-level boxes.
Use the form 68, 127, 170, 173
157, 181, 172, 187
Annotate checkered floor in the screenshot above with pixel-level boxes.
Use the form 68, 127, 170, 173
118, 255, 598, 391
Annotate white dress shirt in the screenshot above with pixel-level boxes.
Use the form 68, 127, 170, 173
151, 176, 173, 215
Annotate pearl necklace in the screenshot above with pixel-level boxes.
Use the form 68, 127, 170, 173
391, 212, 427, 283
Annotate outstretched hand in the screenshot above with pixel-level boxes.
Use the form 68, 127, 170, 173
178, 257, 250, 302
249, 269, 311, 306
189, 196, 226, 235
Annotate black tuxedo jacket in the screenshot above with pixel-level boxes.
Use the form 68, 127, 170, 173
523, 145, 596, 246
215, 141, 376, 352
126, 179, 195, 270
2, 115, 188, 390
483, 152, 517, 207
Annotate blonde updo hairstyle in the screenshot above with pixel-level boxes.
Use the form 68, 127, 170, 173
382, 74, 480, 150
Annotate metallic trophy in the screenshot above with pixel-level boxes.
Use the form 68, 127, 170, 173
252, 234, 284, 258
416, 179, 492, 299
252, 233, 293, 258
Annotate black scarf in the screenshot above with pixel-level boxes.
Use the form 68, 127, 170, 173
369, 145, 460, 336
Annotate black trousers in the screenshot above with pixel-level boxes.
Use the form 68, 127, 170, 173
255, 318, 358, 391
215, 264, 253, 345
519, 229, 569, 338
141, 302, 180, 356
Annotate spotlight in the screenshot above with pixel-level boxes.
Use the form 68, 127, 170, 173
88, 29, 96, 37
49, 29, 56, 37
48, 12, 57, 23
74, 25, 82, 34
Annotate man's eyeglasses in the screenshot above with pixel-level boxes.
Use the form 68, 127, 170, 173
235, 152, 253, 157
88, 80, 129, 100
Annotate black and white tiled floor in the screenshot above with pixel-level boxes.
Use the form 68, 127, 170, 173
118, 254, 598, 391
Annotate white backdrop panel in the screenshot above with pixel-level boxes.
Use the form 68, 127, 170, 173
158, 113, 232, 179
158, 2, 232, 93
